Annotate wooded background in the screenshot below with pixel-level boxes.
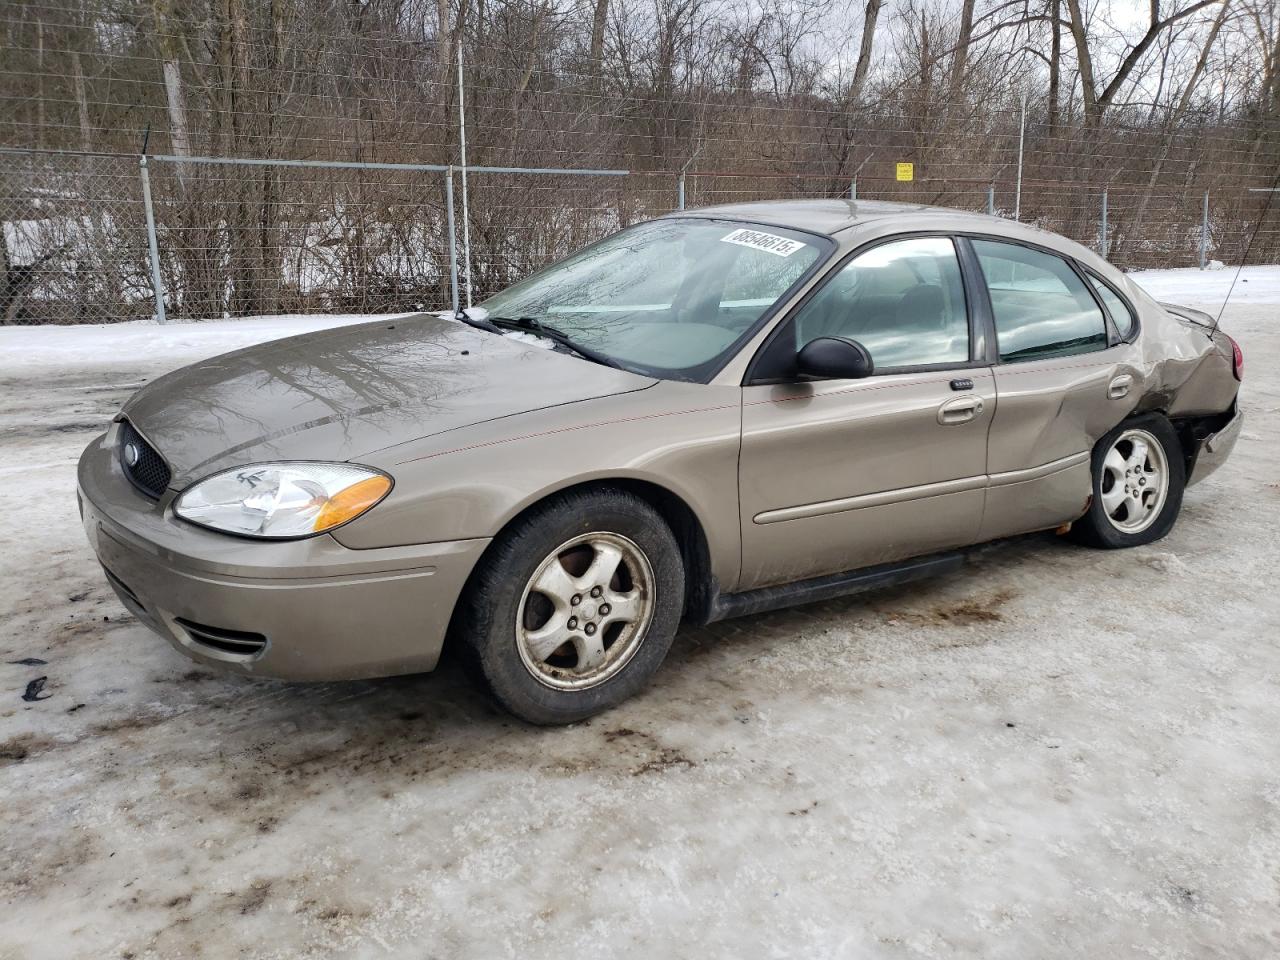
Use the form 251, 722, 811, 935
2, 0, 1279, 322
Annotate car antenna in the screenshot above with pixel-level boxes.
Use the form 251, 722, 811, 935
1210, 168, 1280, 336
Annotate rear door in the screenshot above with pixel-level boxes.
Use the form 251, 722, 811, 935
967, 237, 1139, 540
738, 236, 995, 589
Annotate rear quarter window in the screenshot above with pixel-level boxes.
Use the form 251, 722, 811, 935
1086, 273, 1138, 339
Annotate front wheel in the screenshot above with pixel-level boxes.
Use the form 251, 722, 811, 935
1072, 414, 1185, 548
454, 489, 685, 724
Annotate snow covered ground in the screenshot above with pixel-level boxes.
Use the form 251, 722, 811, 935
0, 312, 412, 372
0, 269, 1277, 959
1129, 263, 1280, 309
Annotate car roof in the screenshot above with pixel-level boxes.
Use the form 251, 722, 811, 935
661, 199, 1003, 236
662, 198, 1111, 271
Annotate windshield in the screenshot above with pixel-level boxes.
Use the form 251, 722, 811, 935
479, 218, 830, 380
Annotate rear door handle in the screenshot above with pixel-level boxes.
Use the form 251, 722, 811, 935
938, 396, 984, 425
1109, 375, 1133, 399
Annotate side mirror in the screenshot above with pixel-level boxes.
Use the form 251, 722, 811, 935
796, 336, 874, 380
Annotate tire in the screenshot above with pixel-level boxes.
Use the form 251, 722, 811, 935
1071, 413, 1186, 549
454, 488, 685, 725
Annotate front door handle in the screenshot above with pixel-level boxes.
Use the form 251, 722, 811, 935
937, 395, 984, 425
1109, 374, 1133, 399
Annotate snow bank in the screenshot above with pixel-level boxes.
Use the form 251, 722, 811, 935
0, 313, 414, 374
1129, 265, 1280, 307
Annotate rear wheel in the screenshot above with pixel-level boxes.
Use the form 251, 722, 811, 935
1072, 414, 1185, 548
455, 489, 684, 724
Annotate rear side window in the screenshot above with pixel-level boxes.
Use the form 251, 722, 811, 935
1086, 273, 1137, 339
972, 239, 1108, 362
790, 236, 970, 369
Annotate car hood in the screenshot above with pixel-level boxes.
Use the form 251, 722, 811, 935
121, 314, 657, 487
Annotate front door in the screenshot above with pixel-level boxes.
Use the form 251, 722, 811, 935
738, 236, 995, 590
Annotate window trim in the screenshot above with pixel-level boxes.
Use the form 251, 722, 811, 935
744, 232, 983, 385
955, 237, 998, 366
963, 234, 1115, 365
1081, 267, 1140, 344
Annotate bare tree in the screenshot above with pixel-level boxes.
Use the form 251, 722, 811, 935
1063, 0, 1227, 125
1047, 0, 1062, 134
849, 0, 884, 104
152, 1, 193, 164
948, 0, 978, 97
1115, 0, 1234, 255
4, 0, 1280, 322
590, 0, 610, 78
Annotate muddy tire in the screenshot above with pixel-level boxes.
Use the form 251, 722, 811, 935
454, 488, 685, 725
1072, 413, 1185, 549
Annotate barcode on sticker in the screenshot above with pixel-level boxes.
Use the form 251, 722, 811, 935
719, 228, 806, 257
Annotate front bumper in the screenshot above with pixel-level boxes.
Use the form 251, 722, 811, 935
1188, 404, 1244, 487
77, 431, 489, 681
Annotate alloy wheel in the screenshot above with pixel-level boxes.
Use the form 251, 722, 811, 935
1099, 427, 1170, 534
515, 531, 655, 690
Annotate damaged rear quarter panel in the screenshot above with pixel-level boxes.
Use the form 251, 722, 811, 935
1122, 280, 1239, 419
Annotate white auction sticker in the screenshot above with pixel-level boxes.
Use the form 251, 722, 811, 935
719, 228, 806, 257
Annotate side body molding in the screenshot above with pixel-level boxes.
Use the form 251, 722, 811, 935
752, 451, 1088, 526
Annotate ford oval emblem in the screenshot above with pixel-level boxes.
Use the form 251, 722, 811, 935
124, 441, 141, 468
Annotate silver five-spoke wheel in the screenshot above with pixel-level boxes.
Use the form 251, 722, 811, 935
516, 531, 655, 690
1099, 427, 1169, 534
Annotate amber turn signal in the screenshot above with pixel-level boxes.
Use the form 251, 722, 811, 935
313, 475, 393, 532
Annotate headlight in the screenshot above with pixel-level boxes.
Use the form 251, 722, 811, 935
173, 463, 392, 539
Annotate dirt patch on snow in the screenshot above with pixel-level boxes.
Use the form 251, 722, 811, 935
878, 587, 1017, 628
0, 733, 57, 765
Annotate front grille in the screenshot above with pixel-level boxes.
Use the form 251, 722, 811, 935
118, 420, 171, 499
175, 619, 268, 658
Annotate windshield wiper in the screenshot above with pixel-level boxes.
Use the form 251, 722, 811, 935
451, 309, 503, 334
487, 316, 625, 370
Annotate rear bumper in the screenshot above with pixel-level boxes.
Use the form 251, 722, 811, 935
1188, 404, 1243, 487
77, 432, 489, 681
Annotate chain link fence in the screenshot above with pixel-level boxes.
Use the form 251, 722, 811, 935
2, 145, 1276, 325
145, 156, 458, 321
1, 149, 153, 324
461, 170, 686, 301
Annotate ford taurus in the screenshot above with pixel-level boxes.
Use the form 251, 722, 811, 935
78, 200, 1244, 723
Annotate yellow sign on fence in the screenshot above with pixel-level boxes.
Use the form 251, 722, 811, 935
896, 162, 914, 182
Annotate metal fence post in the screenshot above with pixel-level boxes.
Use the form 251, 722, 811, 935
138, 155, 166, 324
678, 172, 686, 210
1014, 93, 1026, 222
1099, 189, 1108, 258
1200, 190, 1209, 269
456, 43, 473, 307
444, 167, 460, 314
986, 184, 995, 215
850, 179, 857, 201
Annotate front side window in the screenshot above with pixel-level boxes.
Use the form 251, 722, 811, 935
790, 237, 970, 369
972, 239, 1109, 362
1087, 273, 1137, 339
479, 218, 827, 380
